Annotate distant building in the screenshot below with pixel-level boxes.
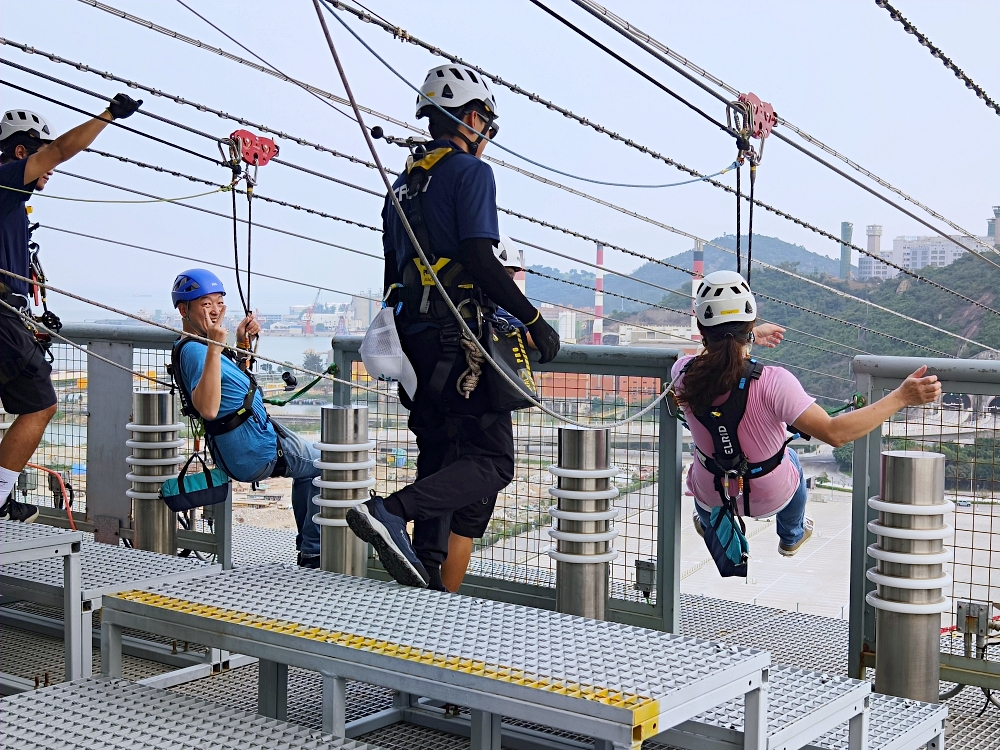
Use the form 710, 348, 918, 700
857, 225, 895, 281
617, 325, 699, 355
856, 211, 994, 281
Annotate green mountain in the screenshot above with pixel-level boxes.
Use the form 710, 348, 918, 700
525, 232, 1000, 402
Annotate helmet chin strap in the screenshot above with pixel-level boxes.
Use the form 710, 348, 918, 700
453, 109, 495, 156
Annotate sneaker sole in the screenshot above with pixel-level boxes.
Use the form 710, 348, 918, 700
779, 526, 813, 557
21, 508, 39, 524
346, 506, 427, 588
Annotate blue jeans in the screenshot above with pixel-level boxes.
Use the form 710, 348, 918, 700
252, 420, 322, 557
696, 449, 807, 548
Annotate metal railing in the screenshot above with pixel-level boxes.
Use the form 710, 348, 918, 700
13, 323, 230, 563
331, 336, 683, 632
849, 355, 1000, 692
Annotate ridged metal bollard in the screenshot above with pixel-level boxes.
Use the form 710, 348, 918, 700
867, 450, 952, 703
127, 390, 184, 554
547, 428, 619, 619
312, 406, 373, 575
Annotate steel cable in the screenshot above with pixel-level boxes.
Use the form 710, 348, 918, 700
6, 44, 994, 327
569, 0, 999, 256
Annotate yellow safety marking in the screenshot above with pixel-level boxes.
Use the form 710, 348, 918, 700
110, 590, 659, 724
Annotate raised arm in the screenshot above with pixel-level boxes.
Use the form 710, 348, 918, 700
23, 94, 142, 185
792, 366, 941, 447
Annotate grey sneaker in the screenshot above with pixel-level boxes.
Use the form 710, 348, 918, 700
0, 497, 39, 523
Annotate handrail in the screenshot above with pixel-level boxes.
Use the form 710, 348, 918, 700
60, 322, 177, 347
852, 355, 1000, 384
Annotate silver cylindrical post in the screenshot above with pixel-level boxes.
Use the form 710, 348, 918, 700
868, 450, 952, 703
127, 390, 184, 554
547, 428, 619, 619
312, 406, 373, 575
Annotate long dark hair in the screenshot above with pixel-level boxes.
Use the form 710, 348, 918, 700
678, 321, 755, 416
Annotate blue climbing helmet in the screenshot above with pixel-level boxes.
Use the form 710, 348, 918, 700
171, 269, 226, 307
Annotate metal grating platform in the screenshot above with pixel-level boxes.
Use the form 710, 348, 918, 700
0, 622, 173, 683
0, 677, 384, 749
1, 539, 218, 602
0, 518, 81, 548
107, 564, 768, 705
671, 665, 869, 747
808, 694, 947, 750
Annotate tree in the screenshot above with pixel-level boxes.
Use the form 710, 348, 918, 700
833, 442, 853, 473
302, 350, 325, 373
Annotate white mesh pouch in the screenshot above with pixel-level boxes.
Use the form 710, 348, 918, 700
360, 306, 418, 400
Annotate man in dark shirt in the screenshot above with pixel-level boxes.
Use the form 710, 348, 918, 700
347, 65, 560, 591
0, 95, 141, 521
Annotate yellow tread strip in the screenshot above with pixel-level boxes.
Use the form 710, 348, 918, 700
111, 590, 658, 724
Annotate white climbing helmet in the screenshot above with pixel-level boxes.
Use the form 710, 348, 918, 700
1, 109, 55, 145
493, 235, 524, 270
416, 64, 499, 120
693, 270, 757, 326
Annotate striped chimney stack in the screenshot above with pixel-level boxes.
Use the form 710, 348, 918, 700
691, 240, 704, 341
592, 243, 604, 345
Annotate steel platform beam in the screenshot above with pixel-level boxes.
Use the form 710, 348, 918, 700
1, 539, 220, 680
0, 520, 83, 682
100, 564, 771, 750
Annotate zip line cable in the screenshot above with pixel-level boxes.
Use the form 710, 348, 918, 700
0, 78, 223, 168
55, 170, 383, 262
323, 5, 737, 190
320, 0, 1000, 269
0, 181, 228, 204
0, 298, 173, 387
874, 0, 999, 117
6, 46, 994, 328
175, 1, 737, 192
7, 55, 985, 355
311, 0, 673, 430
538, 0, 1000, 274
76, 147, 962, 357
75, 0, 425, 133
0, 267, 388, 398
568, 0, 999, 256
85, 148, 382, 231
40, 225, 381, 303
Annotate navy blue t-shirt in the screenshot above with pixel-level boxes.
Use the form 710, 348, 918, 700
382, 139, 500, 332
0, 159, 37, 298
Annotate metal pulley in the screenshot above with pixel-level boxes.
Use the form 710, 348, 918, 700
727, 92, 776, 165
229, 129, 279, 167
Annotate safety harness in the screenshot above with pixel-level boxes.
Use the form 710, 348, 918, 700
686, 358, 807, 518
394, 145, 494, 400
168, 337, 284, 479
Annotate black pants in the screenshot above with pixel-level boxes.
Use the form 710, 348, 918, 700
393, 327, 515, 571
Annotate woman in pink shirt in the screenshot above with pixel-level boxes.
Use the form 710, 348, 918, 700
674, 270, 941, 558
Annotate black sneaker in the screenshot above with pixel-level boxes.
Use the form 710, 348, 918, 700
297, 553, 320, 569
346, 496, 428, 588
0, 497, 39, 524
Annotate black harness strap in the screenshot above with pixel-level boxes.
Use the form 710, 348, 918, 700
169, 338, 259, 437
686, 358, 805, 516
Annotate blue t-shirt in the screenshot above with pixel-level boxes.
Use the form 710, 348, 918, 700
178, 340, 278, 482
382, 139, 500, 332
0, 159, 37, 298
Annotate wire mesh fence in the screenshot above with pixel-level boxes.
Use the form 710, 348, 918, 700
3, 342, 88, 519
350, 360, 665, 601
880, 389, 1000, 658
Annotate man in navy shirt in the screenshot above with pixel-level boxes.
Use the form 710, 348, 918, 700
347, 65, 560, 591
0, 95, 141, 522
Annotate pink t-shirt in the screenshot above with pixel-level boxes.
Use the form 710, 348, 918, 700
671, 355, 814, 517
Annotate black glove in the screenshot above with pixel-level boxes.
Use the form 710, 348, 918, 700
527, 313, 560, 365
108, 93, 142, 120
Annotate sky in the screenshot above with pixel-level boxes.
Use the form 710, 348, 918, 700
2, 0, 996, 321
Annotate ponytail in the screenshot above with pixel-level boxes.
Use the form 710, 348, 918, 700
678, 321, 755, 416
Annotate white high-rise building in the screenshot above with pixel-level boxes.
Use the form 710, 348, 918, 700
857, 225, 897, 280
893, 234, 987, 271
